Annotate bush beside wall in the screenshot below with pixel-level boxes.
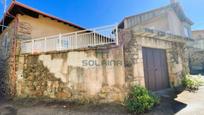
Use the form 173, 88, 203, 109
124, 85, 159, 114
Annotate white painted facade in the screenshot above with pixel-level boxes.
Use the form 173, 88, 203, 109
121, 3, 192, 38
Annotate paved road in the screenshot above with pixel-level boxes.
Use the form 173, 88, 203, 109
174, 86, 204, 115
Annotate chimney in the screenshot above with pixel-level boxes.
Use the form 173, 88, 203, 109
170, 0, 178, 4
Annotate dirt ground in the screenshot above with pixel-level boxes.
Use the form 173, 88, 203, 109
0, 86, 204, 115
0, 97, 173, 115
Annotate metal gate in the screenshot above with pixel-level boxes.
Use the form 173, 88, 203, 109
142, 47, 170, 91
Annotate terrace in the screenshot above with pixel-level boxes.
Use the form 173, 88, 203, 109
21, 25, 119, 54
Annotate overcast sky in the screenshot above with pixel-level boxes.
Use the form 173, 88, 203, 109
0, 0, 204, 30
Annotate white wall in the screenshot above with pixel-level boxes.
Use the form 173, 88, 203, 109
124, 7, 192, 38
167, 9, 183, 36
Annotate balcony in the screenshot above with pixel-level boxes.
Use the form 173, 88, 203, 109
21, 25, 119, 54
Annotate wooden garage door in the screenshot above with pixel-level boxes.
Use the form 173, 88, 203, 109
142, 47, 170, 91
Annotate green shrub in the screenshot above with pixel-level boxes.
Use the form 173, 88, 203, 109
182, 74, 204, 91
124, 85, 160, 114
196, 74, 204, 85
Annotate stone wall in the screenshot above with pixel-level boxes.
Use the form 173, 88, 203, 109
0, 20, 188, 102
16, 47, 126, 103
14, 28, 188, 102
124, 33, 188, 88
0, 20, 17, 97
0, 13, 189, 102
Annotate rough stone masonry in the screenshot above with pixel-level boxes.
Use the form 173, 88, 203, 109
0, 21, 188, 103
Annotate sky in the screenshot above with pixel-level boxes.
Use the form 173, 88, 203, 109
0, 0, 204, 30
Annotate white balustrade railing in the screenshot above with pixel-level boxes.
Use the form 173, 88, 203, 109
21, 25, 118, 54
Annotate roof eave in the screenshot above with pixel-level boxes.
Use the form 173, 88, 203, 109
0, 1, 85, 33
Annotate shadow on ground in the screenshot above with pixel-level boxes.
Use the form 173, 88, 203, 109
0, 98, 17, 115
172, 100, 187, 114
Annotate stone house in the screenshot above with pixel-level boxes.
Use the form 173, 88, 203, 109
0, 1, 192, 102
0, 1, 85, 97
119, 1, 193, 91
